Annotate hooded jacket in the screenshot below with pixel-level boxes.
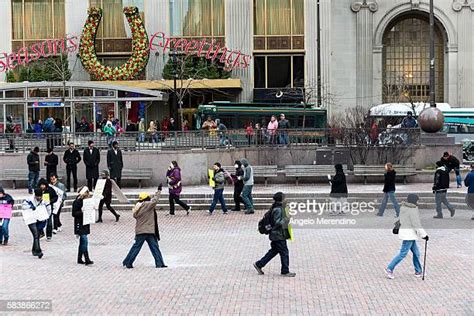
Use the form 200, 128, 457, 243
398, 201, 427, 240
133, 190, 161, 238
433, 166, 450, 192
241, 158, 254, 186
233, 161, 244, 187
167, 167, 182, 196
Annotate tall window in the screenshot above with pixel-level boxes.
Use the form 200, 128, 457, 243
383, 16, 445, 103
11, 0, 66, 51
169, 0, 225, 43
253, 0, 304, 50
90, 0, 145, 54
254, 55, 304, 89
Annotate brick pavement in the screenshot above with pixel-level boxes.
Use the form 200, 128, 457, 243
1, 203, 472, 315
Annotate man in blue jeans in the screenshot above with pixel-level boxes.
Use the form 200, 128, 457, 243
123, 185, 167, 269
241, 158, 254, 214
208, 163, 228, 214
0, 187, 14, 245
27, 147, 40, 194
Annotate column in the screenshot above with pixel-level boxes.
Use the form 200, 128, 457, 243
145, 0, 168, 80
351, 1, 378, 108
225, 0, 253, 102
452, 0, 474, 108
0, 0, 12, 82
320, 0, 332, 116
305, 0, 317, 99
65, 0, 89, 81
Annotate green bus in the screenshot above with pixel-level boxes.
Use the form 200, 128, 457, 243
197, 102, 327, 129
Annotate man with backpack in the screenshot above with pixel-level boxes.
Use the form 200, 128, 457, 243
254, 192, 296, 277
433, 160, 455, 219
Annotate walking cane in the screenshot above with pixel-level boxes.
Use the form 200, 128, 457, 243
422, 238, 428, 281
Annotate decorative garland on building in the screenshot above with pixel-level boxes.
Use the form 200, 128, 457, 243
79, 6, 149, 80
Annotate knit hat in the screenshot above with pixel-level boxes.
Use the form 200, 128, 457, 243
273, 192, 285, 202
407, 194, 419, 205
138, 192, 150, 201
0, 187, 4, 194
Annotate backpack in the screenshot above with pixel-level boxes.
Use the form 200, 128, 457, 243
258, 208, 274, 235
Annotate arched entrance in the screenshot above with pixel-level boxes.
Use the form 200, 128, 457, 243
382, 14, 446, 104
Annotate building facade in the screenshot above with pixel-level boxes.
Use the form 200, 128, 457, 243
0, 0, 472, 130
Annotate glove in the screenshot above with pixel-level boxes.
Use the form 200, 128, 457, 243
422, 235, 429, 241
158, 183, 163, 191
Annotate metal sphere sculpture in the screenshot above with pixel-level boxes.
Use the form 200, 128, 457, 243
418, 106, 445, 133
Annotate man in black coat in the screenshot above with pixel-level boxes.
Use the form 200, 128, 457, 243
44, 147, 59, 179
433, 160, 455, 219
107, 141, 123, 188
329, 164, 348, 215
63, 142, 81, 192
27, 147, 40, 194
441, 152, 462, 188
83, 140, 100, 190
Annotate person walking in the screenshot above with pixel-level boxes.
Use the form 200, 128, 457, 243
50, 174, 66, 233
441, 152, 462, 188
22, 189, 48, 259
0, 187, 14, 245
241, 158, 254, 214
278, 114, 290, 145
376, 163, 401, 217
433, 160, 455, 219
44, 147, 59, 179
63, 142, 81, 192
96, 170, 120, 223
463, 163, 474, 220
72, 187, 94, 265
166, 161, 190, 216
231, 161, 245, 212
27, 147, 40, 194
38, 178, 58, 241
208, 162, 228, 215
329, 164, 348, 215
385, 194, 428, 279
83, 140, 101, 191
107, 141, 123, 188
122, 185, 167, 269
253, 192, 295, 277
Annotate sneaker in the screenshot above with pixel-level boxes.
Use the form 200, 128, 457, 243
156, 265, 168, 268
39, 233, 45, 239
253, 262, 264, 275
449, 209, 455, 217
244, 210, 255, 215
385, 268, 394, 279
123, 264, 133, 269
281, 272, 296, 277
207, 210, 213, 215
52, 229, 58, 234
57, 227, 62, 232
46, 237, 52, 241
222, 210, 228, 214
375, 213, 383, 217
433, 215, 443, 219
186, 206, 191, 216
414, 272, 423, 278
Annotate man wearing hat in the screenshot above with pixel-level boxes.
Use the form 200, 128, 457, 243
253, 192, 296, 277
122, 184, 167, 269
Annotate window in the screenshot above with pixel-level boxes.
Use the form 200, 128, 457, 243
254, 55, 304, 88
12, 0, 66, 51
90, 0, 145, 54
254, 0, 304, 50
382, 16, 444, 103
169, 0, 225, 42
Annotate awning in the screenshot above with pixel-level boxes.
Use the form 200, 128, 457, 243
104, 79, 242, 90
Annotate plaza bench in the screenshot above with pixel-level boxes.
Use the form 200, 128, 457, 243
1, 169, 65, 189
121, 168, 153, 188
353, 164, 417, 184
223, 165, 278, 186
284, 164, 348, 186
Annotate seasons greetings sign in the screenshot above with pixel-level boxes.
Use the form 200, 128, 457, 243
0, 6, 251, 79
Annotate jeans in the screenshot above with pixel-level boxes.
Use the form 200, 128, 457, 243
242, 185, 254, 211
233, 183, 244, 211
435, 191, 455, 216
28, 171, 39, 192
169, 194, 189, 215
28, 222, 42, 256
377, 191, 401, 216
387, 240, 422, 273
79, 234, 88, 253
0, 218, 10, 243
279, 132, 289, 145
66, 164, 78, 191
256, 240, 290, 274
123, 234, 165, 268
209, 188, 227, 213
139, 132, 145, 143
447, 167, 462, 186
98, 199, 119, 220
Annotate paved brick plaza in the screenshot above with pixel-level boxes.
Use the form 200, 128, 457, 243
1, 188, 472, 315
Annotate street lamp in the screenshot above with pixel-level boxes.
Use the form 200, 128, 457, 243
169, 49, 179, 122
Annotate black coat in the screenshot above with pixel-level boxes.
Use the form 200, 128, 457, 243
442, 155, 460, 170
63, 149, 81, 166
72, 198, 90, 235
27, 151, 40, 172
45, 153, 58, 177
107, 149, 123, 179
433, 167, 450, 192
83, 148, 101, 180
101, 179, 113, 204
233, 167, 244, 189
330, 171, 348, 197
383, 170, 396, 193
43, 186, 58, 205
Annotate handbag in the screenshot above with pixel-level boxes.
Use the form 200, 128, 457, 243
392, 220, 401, 234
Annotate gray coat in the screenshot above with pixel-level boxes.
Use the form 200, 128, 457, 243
269, 203, 291, 241
212, 169, 226, 190
241, 158, 254, 186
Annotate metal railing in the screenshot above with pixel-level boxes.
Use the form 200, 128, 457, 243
0, 128, 421, 153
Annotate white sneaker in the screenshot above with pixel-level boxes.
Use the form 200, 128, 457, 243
52, 229, 58, 234
385, 268, 394, 279
57, 227, 62, 232
187, 206, 191, 216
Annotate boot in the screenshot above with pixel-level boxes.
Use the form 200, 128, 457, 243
84, 251, 94, 265
77, 249, 85, 264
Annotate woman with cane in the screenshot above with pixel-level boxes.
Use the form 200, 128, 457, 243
385, 194, 429, 279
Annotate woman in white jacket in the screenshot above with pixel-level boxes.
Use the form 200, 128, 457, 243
385, 194, 429, 279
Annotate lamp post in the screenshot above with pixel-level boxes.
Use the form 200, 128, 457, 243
429, 0, 435, 107
170, 49, 179, 123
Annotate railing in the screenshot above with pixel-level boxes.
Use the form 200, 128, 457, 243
0, 128, 421, 153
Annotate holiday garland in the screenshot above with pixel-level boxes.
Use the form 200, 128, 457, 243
79, 7, 149, 80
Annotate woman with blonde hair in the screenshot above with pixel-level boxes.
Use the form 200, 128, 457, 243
72, 186, 94, 265
377, 162, 401, 217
